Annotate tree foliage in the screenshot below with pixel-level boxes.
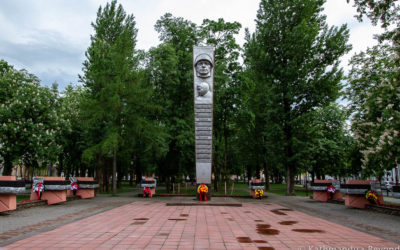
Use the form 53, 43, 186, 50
347, 44, 399, 177
244, 0, 351, 194
80, 0, 159, 194
0, 60, 59, 175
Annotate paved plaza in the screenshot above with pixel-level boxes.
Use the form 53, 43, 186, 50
1, 196, 400, 249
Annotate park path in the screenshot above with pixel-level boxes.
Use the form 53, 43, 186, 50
1, 198, 399, 249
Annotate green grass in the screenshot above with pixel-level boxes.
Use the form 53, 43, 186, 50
156, 183, 250, 196
265, 183, 311, 197
382, 200, 400, 206
16, 195, 31, 202
99, 181, 138, 195
98, 181, 312, 197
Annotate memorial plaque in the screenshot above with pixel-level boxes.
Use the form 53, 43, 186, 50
193, 46, 214, 185
196, 112, 212, 118
196, 131, 212, 136
195, 118, 212, 122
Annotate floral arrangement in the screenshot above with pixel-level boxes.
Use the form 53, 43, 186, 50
365, 190, 378, 204
255, 188, 264, 199
326, 184, 336, 199
197, 183, 208, 201
327, 185, 336, 194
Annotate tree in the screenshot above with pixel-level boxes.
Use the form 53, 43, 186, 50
347, 44, 399, 178
348, 0, 399, 28
346, 0, 400, 181
0, 60, 59, 176
297, 104, 351, 180
80, 0, 141, 195
148, 13, 200, 190
56, 84, 87, 177
244, 0, 351, 195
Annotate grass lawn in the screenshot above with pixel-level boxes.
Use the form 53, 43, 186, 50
265, 183, 311, 197
156, 182, 250, 196
99, 181, 138, 195
16, 195, 31, 202
102, 181, 311, 197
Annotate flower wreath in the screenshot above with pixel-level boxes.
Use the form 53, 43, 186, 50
255, 188, 263, 199
197, 183, 208, 201
327, 185, 336, 194
365, 190, 378, 204
326, 184, 336, 199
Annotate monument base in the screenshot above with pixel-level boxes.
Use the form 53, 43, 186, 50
196, 183, 211, 201
0, 194, 17, 213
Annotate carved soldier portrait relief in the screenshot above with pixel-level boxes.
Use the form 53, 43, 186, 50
194, 53, 213, 78
196, 82, 210, 97
194, 52, 213, 101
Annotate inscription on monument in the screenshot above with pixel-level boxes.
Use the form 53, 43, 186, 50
193, 46, 214, 184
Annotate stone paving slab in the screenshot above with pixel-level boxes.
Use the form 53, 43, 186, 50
166, 196, 242, 207
2, 200, 399, 249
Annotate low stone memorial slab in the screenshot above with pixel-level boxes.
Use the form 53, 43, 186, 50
341, 180, 383, 208
67, 177, 98, 199
249, 179, 264, 199
30, 177, 68, 205
0, 176, 26, 213
141, 177, 156, 198
311, 180, 343, 202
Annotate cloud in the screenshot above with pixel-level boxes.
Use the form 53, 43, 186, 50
0, 29, 84, 89
0, 0, 387, 91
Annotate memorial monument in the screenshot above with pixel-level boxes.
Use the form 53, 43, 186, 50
193, 46, 214, 200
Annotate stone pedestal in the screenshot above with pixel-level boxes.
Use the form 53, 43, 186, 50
0, 176, 26, 212
30, 177, 68, 205
0, 194, 16, 213
0, 176, 20, 213
67, 177, 98, 199
345, 194, 370, 208
343, 180, 383, 209
249, 179, 264, 199
140, 177, 156, 198
311, 180, 343, 202
193, 46, 214, 200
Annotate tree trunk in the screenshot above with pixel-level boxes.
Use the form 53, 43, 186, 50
166, 175, 171, 194
311, 169, 315, 182
263, 160, 270, 191
74, 167, 79, 177
96, 166, 103, 192
117, 167, 123, 189
284, 125, 295, 195
135, 160, 142, 186
255, 163, 261, 179
129, 170, 134, 187
283, 95, 295, 195
112, 146, 117, 196
246, 165, 251, 183
80, 165, 86, 177
223, 124, 228, 182
3, 154, 13, 176
286, 165, 295, 196
58, 155, 64, 177
262, 135, 270, 190
103, 161, 109, 193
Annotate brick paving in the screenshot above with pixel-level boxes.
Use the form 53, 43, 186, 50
0, 201, 126, 243
2, 200, 399, 249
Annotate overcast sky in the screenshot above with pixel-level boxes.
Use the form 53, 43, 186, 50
0, 0, 384, 90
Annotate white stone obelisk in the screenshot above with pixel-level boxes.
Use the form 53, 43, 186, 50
193, 46, 214, 188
